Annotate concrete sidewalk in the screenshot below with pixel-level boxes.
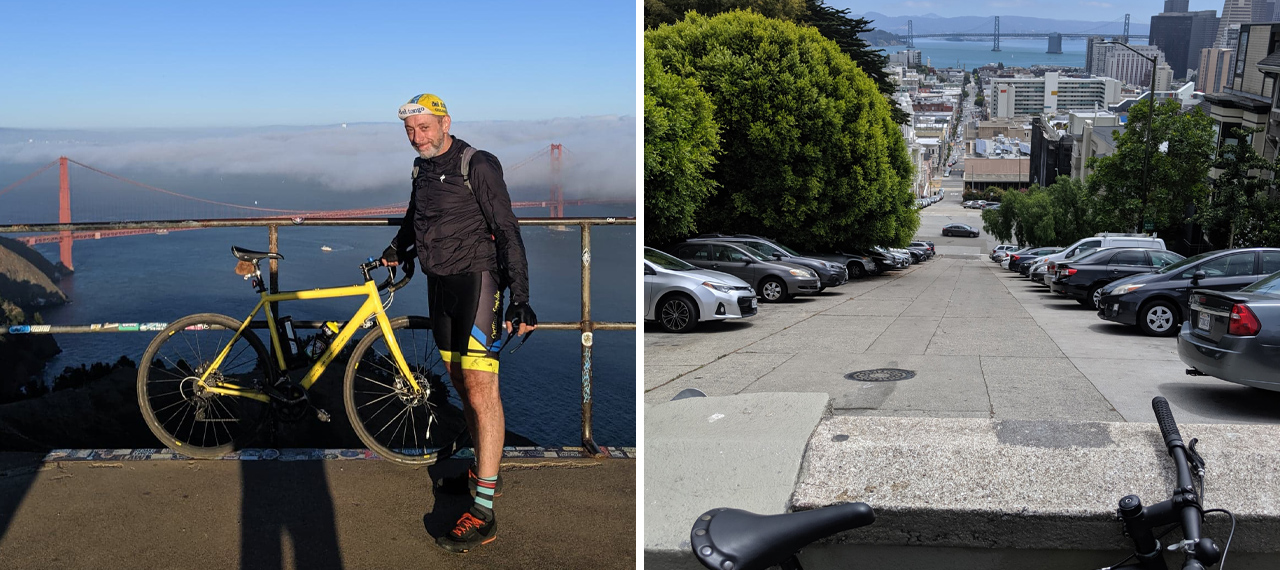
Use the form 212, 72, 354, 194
0, 453, 635, 569
644, 251, 1280, 569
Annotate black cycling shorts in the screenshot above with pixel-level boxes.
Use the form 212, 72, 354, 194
427, 271, 504, 373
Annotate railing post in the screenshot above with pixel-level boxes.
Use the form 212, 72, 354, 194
268, 223, 279, 314
579, 221, 601, 456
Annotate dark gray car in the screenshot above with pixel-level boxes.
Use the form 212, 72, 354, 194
1178, 271, 1280, 391
668, 241, 821, 302
689, 235, 848, 290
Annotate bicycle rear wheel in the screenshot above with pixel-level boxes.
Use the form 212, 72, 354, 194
343, 316, 467, 466
137, 313, 273, 458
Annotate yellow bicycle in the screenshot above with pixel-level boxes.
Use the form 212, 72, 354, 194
136, 246, 465, 465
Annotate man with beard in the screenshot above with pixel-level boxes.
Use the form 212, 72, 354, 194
382, 93, 536, 553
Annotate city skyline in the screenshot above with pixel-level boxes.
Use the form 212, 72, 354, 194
0, 1, 636, 129
839, 1, 1228, 22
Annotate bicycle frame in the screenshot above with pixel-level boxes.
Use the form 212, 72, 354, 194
195, 278, 419, 402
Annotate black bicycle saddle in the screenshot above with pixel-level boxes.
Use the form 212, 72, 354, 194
231, 246, 284, 262
690, 502, 875, 570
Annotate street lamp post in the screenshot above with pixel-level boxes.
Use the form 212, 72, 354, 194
1102, 41, 1159, 233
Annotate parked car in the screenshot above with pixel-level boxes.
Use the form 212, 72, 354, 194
991, 244, 1018, 261
962, 200, 975, 208
910, 241, 936, 258
689, 234, 848, 290
809, 251, 878, 279
1049, 248, 1185, 307
1031, 234, 1167, 277
1178, 271, 1280, 391
643, 247, 757, 333
847, 246, 908, 272
942, 223, 979, 237
1097, 248, 1280, 336
1008, 247, 1062, 273
667, 240, 821, 302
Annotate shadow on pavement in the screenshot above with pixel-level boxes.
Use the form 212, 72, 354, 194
422, 460, 475, 542
642, 320, 756, 335
1087, 323, 1148, 337
1039, 302, 1089, 311
240, 459, 343, 570
1159, 382, 1280, 422
0, 453, 42, 552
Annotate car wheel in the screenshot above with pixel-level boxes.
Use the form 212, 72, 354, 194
1138, 300, 1179, 337
657, 294, 698, 333
847, 263, 865, 279
817, 285, 826, 293
759, 277, 787, 303
1080, 285, 1104, 309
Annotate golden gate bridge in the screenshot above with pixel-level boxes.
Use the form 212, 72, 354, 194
0, 144, 633, 270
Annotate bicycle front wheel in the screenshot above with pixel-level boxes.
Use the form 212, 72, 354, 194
344, 316, 467, 466
137, 313, 274, 458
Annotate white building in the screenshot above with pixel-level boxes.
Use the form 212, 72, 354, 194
1103, 44, 1168, 87
890, 49, 922, 67
989, 72, 1124, 118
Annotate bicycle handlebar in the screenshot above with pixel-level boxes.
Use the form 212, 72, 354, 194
1113, 398, 1219, 570
361, 256, 414, 292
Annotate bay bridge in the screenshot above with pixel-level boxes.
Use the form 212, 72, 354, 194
0, 145, 634, 270
895, 14, 1148, 53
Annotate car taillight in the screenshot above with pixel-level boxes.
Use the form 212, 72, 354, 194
1011, 255, 1020, 262
1228, 303, 1261, 336
1065, 268, 1076, 276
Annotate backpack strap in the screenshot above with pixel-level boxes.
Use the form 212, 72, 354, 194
459, 146, 497, 238
460, 146, 477, 193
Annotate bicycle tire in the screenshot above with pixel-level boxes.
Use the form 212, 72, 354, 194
343, 315, 467, 466
136, 313, 274, 458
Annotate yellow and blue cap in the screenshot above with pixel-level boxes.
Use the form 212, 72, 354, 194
398, 93, 449, 120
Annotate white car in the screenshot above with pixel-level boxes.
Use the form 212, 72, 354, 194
990, 244, 1017, 262
644, 247, 757, 333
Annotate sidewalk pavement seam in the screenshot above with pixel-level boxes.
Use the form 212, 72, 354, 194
736, 352, 802, 394
986, 261, 1121, 420
921, 258, 959, 356
978, 355, 996, 418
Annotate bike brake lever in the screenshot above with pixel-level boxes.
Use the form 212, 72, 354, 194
1188, 437, 1206, 474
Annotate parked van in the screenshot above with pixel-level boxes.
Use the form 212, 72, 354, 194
1037, 233, 1167, 270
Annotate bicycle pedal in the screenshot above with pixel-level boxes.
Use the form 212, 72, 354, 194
315, 408, 331, 423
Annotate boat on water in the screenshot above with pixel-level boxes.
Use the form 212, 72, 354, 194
321, 245, 333, 252
155, 230, 169, 235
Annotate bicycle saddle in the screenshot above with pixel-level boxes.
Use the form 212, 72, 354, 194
690, 502, 875, 570
231, 246, 284, 262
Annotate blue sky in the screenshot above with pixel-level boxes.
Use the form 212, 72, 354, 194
0, 1, 637, 128
835, 0, 1220, 21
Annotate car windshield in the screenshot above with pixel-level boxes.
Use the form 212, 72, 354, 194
1156, 250, 1217, 274
1241, 271, 1280, 297
774, 242, 803, 256
1072, 249, 1115, 264
735, 244, 771, 261
645, 248, 696, 271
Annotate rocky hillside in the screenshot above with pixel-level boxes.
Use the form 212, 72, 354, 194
0, 236, 67, 309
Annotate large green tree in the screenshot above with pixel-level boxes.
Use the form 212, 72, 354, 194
646, 0, 909, 124
980, 178, 1103, 247
646, 11, 917, 249
1086, 99, 1215, 233
644, 0, 805, 28
1197, 126, 1280, 248
644, 42, 722, 242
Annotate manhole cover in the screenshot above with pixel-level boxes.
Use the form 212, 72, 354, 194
844, 368, 916, 382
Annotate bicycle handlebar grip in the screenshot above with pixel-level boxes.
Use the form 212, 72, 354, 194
388, 257, 414, 292
1152, 396, 1184, 451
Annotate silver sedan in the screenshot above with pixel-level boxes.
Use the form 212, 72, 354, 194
644, 248, 758, 333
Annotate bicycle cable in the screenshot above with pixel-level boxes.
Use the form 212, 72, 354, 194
1202, 509, 1236, 570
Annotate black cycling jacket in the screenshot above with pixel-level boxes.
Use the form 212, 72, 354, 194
391, 137, 530, 304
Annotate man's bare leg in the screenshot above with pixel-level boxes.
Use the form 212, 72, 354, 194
457, 368, 504, 479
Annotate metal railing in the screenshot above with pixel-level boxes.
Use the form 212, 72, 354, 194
0, 216, 635, 456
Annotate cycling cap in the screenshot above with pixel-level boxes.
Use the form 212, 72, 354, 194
399, 93, 449, 120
